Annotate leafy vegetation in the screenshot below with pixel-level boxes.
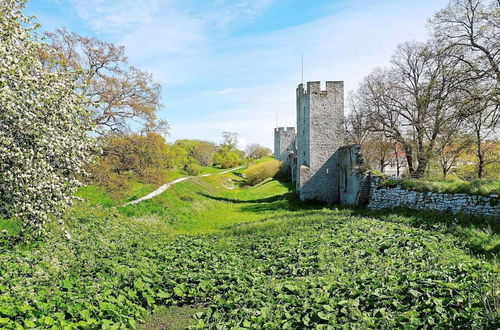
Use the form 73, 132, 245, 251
0, 0, 94, 235
212, 132, 245, 169
0, 172, 497, 328
88, 130, 248, 197
380, 178, 500, 197
243, 159, 282, 185
1, 3, 498, 328
245, 143, 272, 159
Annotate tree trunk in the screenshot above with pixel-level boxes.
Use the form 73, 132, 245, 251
403, 144, 414, 177
476, 131, 484, 179
412, 153, 428, 179
442, 166, 448, 179
477, 147, 484, 179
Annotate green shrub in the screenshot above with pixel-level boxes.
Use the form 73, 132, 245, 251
220, 151, 243, 169
243, 159, 282, 185
183, 162, 202, 176
0, 1, 94, 235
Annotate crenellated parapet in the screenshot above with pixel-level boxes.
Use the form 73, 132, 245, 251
274, 80, 365, 204
295, 81, 345, 203
274, 126, 296, 174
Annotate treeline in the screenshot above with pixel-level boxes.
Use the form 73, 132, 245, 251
40, 14, 273, 193
89, 130, 271, 194
42, 27, 272, 193
346, 0, 499, 180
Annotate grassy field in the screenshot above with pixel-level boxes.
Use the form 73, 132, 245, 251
76, 166, 239, 208
0, 172, 498, 329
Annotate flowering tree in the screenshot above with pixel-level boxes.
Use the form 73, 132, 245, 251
0, 0, 94, 236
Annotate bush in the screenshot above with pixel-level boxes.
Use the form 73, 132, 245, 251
183, 162, 202, 176
86, 159, 131, 196
243, 160, 282, 185
88, 132, 172, 194
0, 1, 94, 236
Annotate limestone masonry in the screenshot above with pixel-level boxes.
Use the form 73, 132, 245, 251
295, 81, 346, 203
275, 81, 364, 203
367, 176, 499, 218
273, 81, 499, 218
273, 127, 295, 174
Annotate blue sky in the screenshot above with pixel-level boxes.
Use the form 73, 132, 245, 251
28, 0, 449, 149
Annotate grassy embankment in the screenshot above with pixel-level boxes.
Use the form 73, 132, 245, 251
380, 178, 500, 197
0, 169, 498, 329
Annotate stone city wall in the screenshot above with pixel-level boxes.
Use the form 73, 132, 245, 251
367, 177, 499, 218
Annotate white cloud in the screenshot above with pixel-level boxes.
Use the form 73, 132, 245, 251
166, 0, 450, 147
67, 0, 277, 86
66, 0, 449, 148
204, 0, 275, 30
70, 0, 166, 32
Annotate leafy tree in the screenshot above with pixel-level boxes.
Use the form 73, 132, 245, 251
0, 0, 94, 236
90, 133, 171, 191
173, 139, 217, 166
194, 141, 217, 166
221, 132, 239, 150
167, 144, 189, 168
430, 0, 499, 178
183, 162, 203, 176
213, 132, 244, 168
245, 143, 271, 159
44, 28, 165, 135
352, 41, 465, 178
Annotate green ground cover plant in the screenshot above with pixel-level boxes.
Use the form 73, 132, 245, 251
0, 173, 498, 329
380, 178, 500, 197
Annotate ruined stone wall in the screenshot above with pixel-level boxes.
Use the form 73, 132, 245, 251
271, 82, 497, 218
296, 81, 345, 203
368, 177, 500, 217
335, 145, 367, 204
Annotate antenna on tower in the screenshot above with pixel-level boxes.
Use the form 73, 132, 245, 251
301, 53, 304, 85
275, 109, 279, 128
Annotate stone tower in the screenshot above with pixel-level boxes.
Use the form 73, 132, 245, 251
274, 127, 296, 172
296, 81, 345, 203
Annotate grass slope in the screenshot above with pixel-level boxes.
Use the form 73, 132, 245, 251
0, 172, 498, 329
380, 178, 500, 197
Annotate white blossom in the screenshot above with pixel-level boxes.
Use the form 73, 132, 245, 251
0, 0, 94, 236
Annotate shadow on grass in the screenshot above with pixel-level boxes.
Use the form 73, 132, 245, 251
197, 192, 292, 204
207, 176, 499, 259
198, 190, 327, 214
